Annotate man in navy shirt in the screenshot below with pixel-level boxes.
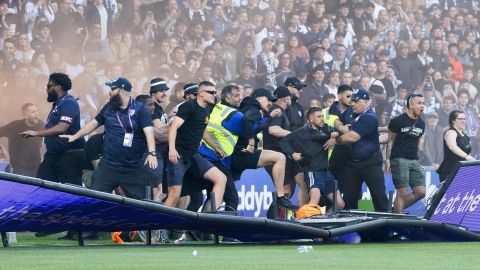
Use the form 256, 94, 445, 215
61, 77, 157, 199
20, 73, 85, 185
336, 89, 388, 212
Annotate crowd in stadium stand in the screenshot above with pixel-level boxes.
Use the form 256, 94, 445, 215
0, 0, 480, 241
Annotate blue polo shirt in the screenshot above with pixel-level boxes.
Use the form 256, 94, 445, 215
95, 99, 153, 168
45, 94, 85, 153
349, 108, 380, 160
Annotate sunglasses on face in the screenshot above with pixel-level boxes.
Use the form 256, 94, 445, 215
203, 90, 217, 95
46, 84, 56, 89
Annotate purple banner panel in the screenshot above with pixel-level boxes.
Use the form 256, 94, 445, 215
429, 166, 480, 232
0, 179, 192, 232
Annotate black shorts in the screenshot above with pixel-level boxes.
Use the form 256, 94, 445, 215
142, 153, 164, 186
166, 153, 215, 187
231, 150, 261, 172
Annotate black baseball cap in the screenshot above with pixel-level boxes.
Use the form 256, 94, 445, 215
150, 77, 169, 94
285, 77, 307, 89
274, 86, 290, 99
251, 87, 277, 102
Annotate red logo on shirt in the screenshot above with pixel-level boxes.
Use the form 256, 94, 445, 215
60, 116, 73, 123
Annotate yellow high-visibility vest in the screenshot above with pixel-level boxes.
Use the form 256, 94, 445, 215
322, 107, 338, 159
201, 103, 239, 157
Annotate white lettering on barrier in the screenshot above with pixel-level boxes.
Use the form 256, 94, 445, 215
434, 189, 480, 216
237, 184, 272, 217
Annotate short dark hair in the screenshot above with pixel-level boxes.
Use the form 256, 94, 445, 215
449, 110, 464, 127
199, 81, 215, 89
21, 103, 35, 114
448, 43, 459, 50
337, 84, 353, 94
49, 72, 72, 91
221, 84, 239, 102
307, 107, 323, 120
135, 94, 152, 104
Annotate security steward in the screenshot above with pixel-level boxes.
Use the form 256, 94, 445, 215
20, 73, 85, 185
325, 84, 354, 192
61, 77, 158, 199
284, 77, 306, 131
335, 89, 388, 212
194, 85, 244, 211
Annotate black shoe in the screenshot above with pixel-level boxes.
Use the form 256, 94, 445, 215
35, 231, 61, 237
277, 196, 299, 210
57, 231, 77, 241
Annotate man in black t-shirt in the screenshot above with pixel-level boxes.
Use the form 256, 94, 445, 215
0, 103, 44, 177
263, 86, 307, 205
166, 81, 226, 211
385, 93, 426, 214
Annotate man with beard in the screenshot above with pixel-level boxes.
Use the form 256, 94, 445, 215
385, 93, 426, 213
60, 77, 157, 200
0, 103, 44, 177
165, 81, 226, 211
20, 73, 85, 185
279, 107, 344, 212
231, 88, 298, 209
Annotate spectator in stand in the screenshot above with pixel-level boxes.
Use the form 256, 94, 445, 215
298, 65, 328, 108
447, 43, 465, 82
422, 83, 441, 115
382, 84, 408, 126
422, 112, 444, 169
51, 0, 85, 56
456, 89, 479, 138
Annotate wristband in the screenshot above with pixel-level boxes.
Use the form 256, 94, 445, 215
464, 154, 469, 159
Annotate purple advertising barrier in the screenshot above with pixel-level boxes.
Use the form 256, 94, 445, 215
236, 167, 441, 218
428, 163, 480, 232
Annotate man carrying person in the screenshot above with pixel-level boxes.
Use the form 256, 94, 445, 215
385, 93, 426, 213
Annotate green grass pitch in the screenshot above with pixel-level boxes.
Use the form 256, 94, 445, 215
0, 233, 479, 270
